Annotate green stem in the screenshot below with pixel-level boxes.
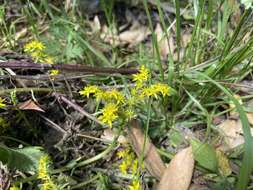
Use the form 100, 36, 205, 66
140, 99, 152, 167
71, 175, 99, 189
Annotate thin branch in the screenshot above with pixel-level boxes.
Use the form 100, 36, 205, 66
0, 87, 62, 95
54, 93, 105, 127
0, 60, 138, 75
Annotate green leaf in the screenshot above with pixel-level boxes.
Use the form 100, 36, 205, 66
0, 145, 45, 172
66, 43, 83, 59
190, 139, 217, 172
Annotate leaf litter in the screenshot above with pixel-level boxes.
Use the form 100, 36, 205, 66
1, 1, 253, 189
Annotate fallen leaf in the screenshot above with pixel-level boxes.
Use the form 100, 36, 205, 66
218, 119, 244, 150
156, 146, 194, 190
127, 119, 166, 180
119, 21, 150, 46
246, 112, 253, 126
18, 99, 44, 112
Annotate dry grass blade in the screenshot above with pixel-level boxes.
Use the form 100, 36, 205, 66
127, 119, 166, 180
156, 146, 194, 190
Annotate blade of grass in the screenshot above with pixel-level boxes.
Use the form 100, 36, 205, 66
174, 0, 181, 62
184, 89, 212, 139
195, 71, 253, 190
143, 0, 164, 81
217, 1, 233, 42
184, 0, 205, 66
220, 9, 251, 60
77, 35, 112, 66
154, 0, 175, 86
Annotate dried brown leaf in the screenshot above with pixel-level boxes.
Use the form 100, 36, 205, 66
127, 119, 166, 180
246, 112, 253, 126
119, 21, 150, 46
217, 119, 253, 150
218, 120, 244, 150
18, 99, 44, 112
156, 146, 194, 190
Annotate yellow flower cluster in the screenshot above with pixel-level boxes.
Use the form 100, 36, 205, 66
128, 180, 141, 190
117, 147, 142, 190
98, 103, 119, 128
24, 40, 45, 52
132, 65, 149, 88
49, 69, 59, 76
38, 155, 58, 190
38, 155, 50, 180
24, 40, 59, 76
79, 65, 171, 128
79, 85, 101, 98
41, 181, 58, 190
79, 86, 127, 128
0, 97, 6, 108
117, 147, 139, 175
141, 83, 170, 99
103, 89, 125, 105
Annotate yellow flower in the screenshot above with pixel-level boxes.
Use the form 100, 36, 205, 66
119, 152, 136, 174
117, 147, 130, 158
153, 83, 170, 97
10, 186, 21, 190
119, 160, 128, 174
49, 69, 59, 76
104, 89, 125, 104
133, 65, 149, 88
131, 159, 138, 174
128, 180, 141, 190
41, 182, 51, 190
141, 83, 170, 99
125, 153, 135, 168
38, 155, 50, 180
24, 40, 56, 65
24, 40, 45, 53
79, 85, 101, 98
41, 180, 58, 190
0, 97, 6, 108
98, 103, 118, 128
